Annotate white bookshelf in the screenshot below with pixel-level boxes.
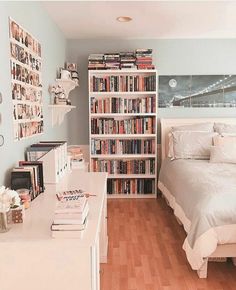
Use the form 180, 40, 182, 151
88, 69, 157, 198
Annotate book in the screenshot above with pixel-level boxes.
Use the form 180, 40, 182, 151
53, 202, 89, 225
51, 217, 88, 231
51, 229, 84, 239
19, 161, 44, 193
55, 196, 87, 213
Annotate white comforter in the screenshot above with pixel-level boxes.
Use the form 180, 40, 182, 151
158, 158, 236, 270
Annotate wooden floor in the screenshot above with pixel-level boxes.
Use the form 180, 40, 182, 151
101, 197, 236, 290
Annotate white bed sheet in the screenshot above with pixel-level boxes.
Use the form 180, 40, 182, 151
158, 158, 236, 270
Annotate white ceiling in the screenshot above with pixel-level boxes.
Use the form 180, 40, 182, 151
42, 1, 236, 39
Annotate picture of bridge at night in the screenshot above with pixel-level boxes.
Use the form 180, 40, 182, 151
158, 75, 236, 108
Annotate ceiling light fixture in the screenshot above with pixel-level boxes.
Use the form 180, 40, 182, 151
116, 16, 132, 22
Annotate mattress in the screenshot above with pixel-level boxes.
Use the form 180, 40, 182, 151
158, 158, 236, 270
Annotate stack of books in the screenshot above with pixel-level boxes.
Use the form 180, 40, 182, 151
104, 53, 120, 70
88, 49, 156, 70
51, 191, 89, 238
120, 52, 136, 70
88, 54, 105, 70
135, 49, 155, 70
11, 161, 44, 201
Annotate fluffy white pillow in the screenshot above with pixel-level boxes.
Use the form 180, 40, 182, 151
213, 135, 236, 146
171, 122, 214, 132
168, 123, 214, 158
214, 123, 236, 134
171, 131, 217, 160
210, 145, 236, 164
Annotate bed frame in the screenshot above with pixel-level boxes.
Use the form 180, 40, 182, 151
158, 118, 236, 278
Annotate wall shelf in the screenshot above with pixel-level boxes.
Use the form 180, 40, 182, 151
55, 79, 78, 98
48, 105, 76, 126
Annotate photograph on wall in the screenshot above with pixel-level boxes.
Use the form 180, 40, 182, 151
159, 75, 236, 108
9, 17, 43, 141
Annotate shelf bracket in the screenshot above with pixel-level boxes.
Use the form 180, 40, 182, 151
48, 105, 76, 127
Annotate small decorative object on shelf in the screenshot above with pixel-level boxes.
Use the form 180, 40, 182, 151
49, 63, 79, 126
66, 62, 79, 85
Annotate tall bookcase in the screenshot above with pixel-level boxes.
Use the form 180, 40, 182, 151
89, 69, 157, 198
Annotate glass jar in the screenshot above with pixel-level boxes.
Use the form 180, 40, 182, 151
0, 210, 10, 233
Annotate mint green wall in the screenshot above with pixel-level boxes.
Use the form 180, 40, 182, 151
67, 39, 236, 145
0, 2, 67, 185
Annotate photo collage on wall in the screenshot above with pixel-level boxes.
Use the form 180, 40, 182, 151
9, 18, 43, 141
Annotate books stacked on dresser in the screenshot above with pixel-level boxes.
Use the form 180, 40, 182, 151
135, 49, 155, 70
11, 161, 44, 201
104, 53, 120, 70
26, 141, 68, 184
88, 54, 105, 70
51, 191, 89, 238
120, 52, 136, 70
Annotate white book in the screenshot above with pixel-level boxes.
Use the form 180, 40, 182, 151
51, 217, 88, 231
53, 203, 89, 225
55, 196, 87, 213
51, 229, 84, 239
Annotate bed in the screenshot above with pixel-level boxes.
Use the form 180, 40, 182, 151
158, 118, 236, 278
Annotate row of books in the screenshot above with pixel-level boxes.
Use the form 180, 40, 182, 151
91, 117, 155, 135
51, 191, 89, 239
90, 96, 155, 114
90, 75, 156, 92
91, 139, 156, 155
91, 159, 155, 174
11, 161, 44, 201
26, 141, 68, 183
107, 178, 155, 194
88, 49, 155, 70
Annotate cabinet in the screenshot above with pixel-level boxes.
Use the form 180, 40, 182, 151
88, 69, 157, 198
0, 171, 108, 290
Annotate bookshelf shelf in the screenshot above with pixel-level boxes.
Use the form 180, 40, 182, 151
91, 134, 156, 139
91, 154, 156, 159
89, 69, 157, 198
90, 113, 156, 117
48, 105, 76, 127
90, 91, 156, 96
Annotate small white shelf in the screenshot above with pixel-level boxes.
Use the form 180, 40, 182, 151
55, 79, 78, 98
48, 105, 76, 126
90, 154, 156, 159
108, 174, 156, 179
107, 193, 156, 199
91, 134, 156, 139
90, 113, 156, 117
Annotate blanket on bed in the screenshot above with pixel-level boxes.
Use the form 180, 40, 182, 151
159, 158, 236, 269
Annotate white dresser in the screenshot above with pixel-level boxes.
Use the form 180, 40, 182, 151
0, 171, 108, 290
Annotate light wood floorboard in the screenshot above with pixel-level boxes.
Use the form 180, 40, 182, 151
101, 198, 236, 290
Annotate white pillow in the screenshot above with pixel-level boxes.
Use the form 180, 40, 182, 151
168, 122, 214, 158
213, 135, 236, 147
210, 145, 236, 164
171, 131, 217, 160
172, 122, 214, 132
214, 123, 236, 134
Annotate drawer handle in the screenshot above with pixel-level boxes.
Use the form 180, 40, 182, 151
99, 269, 104, 275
